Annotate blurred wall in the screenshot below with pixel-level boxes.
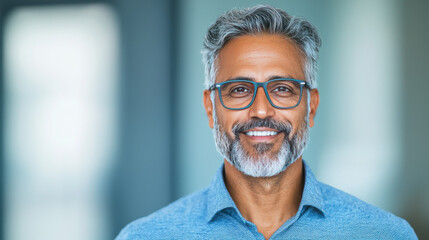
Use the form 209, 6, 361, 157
109, 0, 174, 237
400, 0, 429, 236
0, 0, 175, 239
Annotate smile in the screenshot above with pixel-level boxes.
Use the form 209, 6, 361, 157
245, 131, 278, 136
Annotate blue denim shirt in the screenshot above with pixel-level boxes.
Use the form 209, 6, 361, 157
116, 161, 417, 239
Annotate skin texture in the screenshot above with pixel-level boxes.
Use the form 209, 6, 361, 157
203, 34, 320, 239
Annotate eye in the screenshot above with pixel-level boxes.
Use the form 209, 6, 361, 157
231, 86, 251, 94
272, 86, 291, 93
270, 82, 296, 97
221, 82, 253, 98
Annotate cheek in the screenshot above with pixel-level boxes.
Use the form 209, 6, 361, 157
279, 108, 307, 135
294, 107, 309, 131
215, 106, 246, 134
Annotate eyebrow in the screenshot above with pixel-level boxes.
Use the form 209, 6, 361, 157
225, 74, 295, 82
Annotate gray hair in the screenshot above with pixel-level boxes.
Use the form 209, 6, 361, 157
201, 5, 321, 89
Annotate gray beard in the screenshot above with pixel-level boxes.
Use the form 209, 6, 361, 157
212, 110, 310, 178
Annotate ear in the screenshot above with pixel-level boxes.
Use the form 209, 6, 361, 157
203, 90, 214, 128
309, 88, 319, 128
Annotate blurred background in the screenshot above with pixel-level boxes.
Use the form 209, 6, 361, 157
0, 0, 428, 239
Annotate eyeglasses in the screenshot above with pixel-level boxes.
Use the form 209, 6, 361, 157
208, 78, 310, 110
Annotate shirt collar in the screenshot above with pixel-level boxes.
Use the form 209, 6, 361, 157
300, 160, 326, 216
205, 160, 325, 223
205, 164, 237, 223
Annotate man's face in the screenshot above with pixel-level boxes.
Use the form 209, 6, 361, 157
203, 34, 319, 177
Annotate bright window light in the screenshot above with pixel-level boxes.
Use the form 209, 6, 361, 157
3, 4, 119, 240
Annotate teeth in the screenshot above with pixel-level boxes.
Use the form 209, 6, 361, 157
245, 131, 278, 137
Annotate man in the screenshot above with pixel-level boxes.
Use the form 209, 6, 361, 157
117, 5, 417, 239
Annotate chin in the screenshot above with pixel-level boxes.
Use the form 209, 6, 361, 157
228, 143, 298, 178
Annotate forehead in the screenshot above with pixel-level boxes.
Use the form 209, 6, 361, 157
216, 34, 305, 83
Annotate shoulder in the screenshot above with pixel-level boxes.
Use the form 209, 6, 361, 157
318, 182, 417, 239
115, 188, 209, 240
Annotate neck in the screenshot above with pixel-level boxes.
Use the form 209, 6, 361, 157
224, 158, 304, 239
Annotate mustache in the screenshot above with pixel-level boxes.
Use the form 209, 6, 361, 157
231, 118, 293, 138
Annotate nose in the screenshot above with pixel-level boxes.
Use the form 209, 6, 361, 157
248, 87, 275, 119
